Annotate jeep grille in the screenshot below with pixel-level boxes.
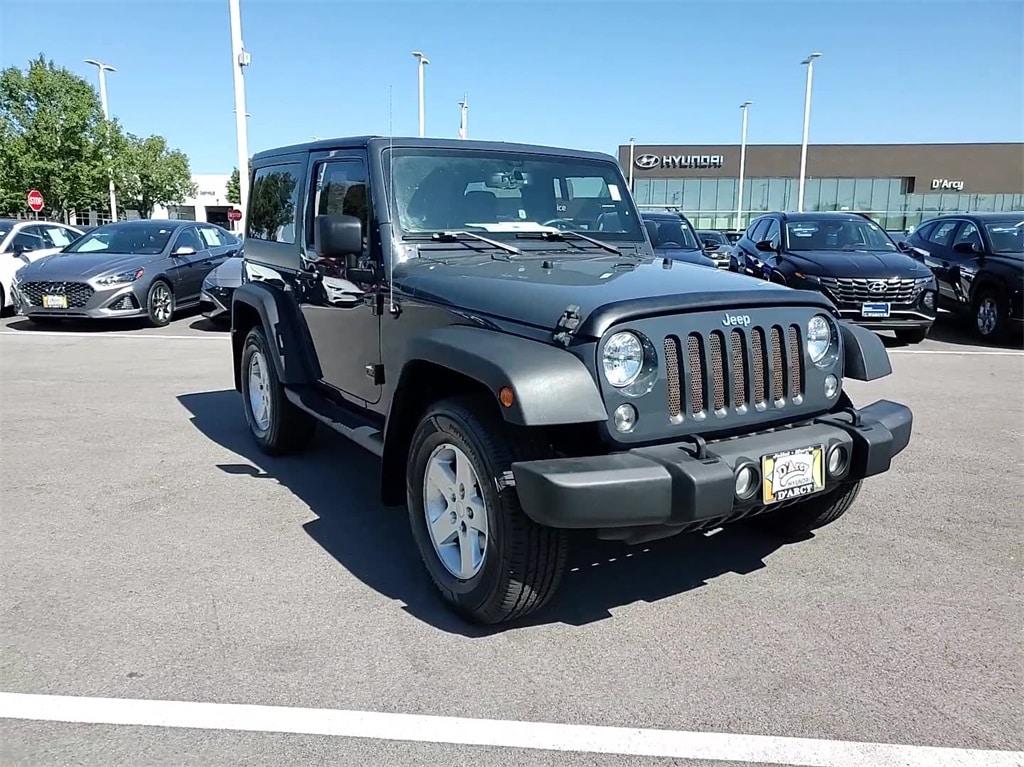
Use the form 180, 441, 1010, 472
663, 324, 803, 419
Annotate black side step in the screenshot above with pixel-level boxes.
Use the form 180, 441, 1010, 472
284, 386, 385, 457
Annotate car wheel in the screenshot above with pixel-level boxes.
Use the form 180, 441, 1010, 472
406, 395, 569, 625
972, 287, 1008, 343
749, 480, 862, 539
239, 325, 316, 455
145, 280, 175, 327
895, 327, 929, 344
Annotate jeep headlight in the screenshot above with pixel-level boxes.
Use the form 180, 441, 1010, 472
807, 314, 839, 368
602, 330, 658, 397
97, 268, 144, 286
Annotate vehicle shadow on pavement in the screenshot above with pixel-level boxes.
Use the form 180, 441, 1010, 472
3, 306, 206, 333
877, 312, 1022, 350
178, 389, 794, 636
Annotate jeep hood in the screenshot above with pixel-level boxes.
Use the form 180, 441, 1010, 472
396, 254, 801, 332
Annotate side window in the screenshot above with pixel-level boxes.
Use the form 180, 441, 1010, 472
749, 217, 772, 243
912, 221, 936, 241
40, 225, 77, 248
197, 225, 224, 248
11, 227, 47, 252
764, 218, 781, 247
926, 220, 958, 247
248, 163, 303, 244
952, 221, 982, 249
307, 160, 369, 252
173, 226, 205, 253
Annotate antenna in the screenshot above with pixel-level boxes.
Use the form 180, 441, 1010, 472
387, 84, 396, 314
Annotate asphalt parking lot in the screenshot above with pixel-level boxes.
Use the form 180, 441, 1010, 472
1, 309, 1022, 767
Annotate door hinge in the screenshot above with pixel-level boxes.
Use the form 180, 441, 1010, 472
365, 364, 385, 385
364, 292, 385, 315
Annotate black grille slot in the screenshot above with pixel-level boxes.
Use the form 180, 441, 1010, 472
664, 337, 682, 419
19, 281, 94, 308
687, 334, 705, 414
658, 322, 805, 420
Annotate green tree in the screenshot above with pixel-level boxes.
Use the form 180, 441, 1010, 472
0, 54, 113, 219
226, 167, 240, 205
113, 133, 196, 219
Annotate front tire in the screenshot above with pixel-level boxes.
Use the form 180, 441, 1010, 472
895, 327, 929, 344
406, 395, 568, 625
750, 480, 862, 539
145, 280, 175, 327
239, 325, 316, 455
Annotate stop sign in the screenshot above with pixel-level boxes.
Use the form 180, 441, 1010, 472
228, 208, 242, 222
27, 189, 44, 213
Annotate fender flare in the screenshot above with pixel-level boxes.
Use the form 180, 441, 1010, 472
401, 325, 608, 426
231, 281, 321, 387
839, 321, 892, 381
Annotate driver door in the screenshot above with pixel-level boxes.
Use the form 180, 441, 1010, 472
296, 152, 382, 406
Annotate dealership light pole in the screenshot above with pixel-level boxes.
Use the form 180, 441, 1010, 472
458, 94, 468, 139
228, 0, 251, 228
797, 51, 821, 212
628, 137, 636, 191
412, 51, 429, 137
84, 59, 118, 221
735, 101, 752, 231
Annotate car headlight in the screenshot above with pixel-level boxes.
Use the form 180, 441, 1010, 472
603, 331, 644, 387
96, 268, 144, 286
806, 314, 839, 368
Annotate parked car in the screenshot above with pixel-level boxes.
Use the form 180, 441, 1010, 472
639, 212, 716, 267
903, 213, 1023, 343
11, 219, 239, 327
200, 256, 244, 324
0, 219, 84, 314
731, 212, 937, 344
695, 229, 733, 268
228, 135, 913, 626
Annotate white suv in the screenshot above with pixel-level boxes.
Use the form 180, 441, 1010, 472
0, 219, 85, 313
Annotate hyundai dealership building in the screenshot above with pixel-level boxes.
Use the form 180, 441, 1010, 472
618, 142, 1024, 231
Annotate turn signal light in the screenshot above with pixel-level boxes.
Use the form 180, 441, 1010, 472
499, 387, 514, 408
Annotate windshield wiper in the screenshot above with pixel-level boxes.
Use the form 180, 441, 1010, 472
405, 230, 521, 255
516, 229, 621, 255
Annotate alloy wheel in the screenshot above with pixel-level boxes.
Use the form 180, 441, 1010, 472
423, 443, 488, 579
151, 283, 173, 324
976, 296, 998, 336
247, 350, 272, 431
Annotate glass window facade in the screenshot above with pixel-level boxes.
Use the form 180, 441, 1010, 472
632, 177, 1024, 230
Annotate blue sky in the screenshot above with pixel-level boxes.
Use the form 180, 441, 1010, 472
1, 0, 1022, 173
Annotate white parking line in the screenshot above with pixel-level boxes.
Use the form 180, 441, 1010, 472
0, 692, 1020, 767
0, 331, 228, 341
888, 348, 1023, 355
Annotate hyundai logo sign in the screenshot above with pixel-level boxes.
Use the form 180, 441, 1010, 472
633, 153, 726, 170
868, 280, 888, 293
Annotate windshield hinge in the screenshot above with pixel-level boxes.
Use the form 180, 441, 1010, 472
552, 304, 582, 346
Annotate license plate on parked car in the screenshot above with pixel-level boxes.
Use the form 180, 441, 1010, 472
42, 295, 68, 309
861, 302, 890, 318
761, 445, 825, 504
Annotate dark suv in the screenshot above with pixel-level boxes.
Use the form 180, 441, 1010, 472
731, 212, 937, 344
230, 136, 913, 625
904, 213, 1023, 343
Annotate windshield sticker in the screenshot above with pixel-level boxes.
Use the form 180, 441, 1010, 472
608, 184, 622, 201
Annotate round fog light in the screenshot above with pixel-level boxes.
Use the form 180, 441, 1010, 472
922, 290, 936, 309
613, 403, 638, 433
824, 374, 839, 399
735, 464, 759, 500
827, 445, 849, 477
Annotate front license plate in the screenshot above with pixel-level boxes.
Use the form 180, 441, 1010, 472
761, 446, 825, 504
861, 302, 890, 318
42, 295, 68, 309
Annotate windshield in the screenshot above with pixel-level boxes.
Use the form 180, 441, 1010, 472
64, 222, 175, 255
646, 217, 700, 249
0, 225, 11, 242
786, 219, 897, 252
984, 220, 1024, 253
388, 148, 644, 242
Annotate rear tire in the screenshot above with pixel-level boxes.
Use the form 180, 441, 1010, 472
749, 480, 862, 539
972, 287, 1009, 344
406, 395, 569, 625
895, 327, 929, 344
239, 325, 316, 455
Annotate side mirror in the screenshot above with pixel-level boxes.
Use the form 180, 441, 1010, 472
315, 214, 363, 259
953, 241, 979, 255
11, 242, 32, 255
173, 246, 196, 256
755, 239, 776, 253
896, 240, 910, 252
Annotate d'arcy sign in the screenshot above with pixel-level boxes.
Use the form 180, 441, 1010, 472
634, 153, 726, 170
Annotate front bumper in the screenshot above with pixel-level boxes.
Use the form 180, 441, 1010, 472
834, 308, 934, 332
510, 399, 912, 530
12, 280, 147, 320
200, 286, 233, 319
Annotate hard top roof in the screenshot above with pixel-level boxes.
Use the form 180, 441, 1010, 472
251, 136, 618, 164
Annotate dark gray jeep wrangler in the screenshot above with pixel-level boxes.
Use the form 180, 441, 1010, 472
230, 136, 913, 625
